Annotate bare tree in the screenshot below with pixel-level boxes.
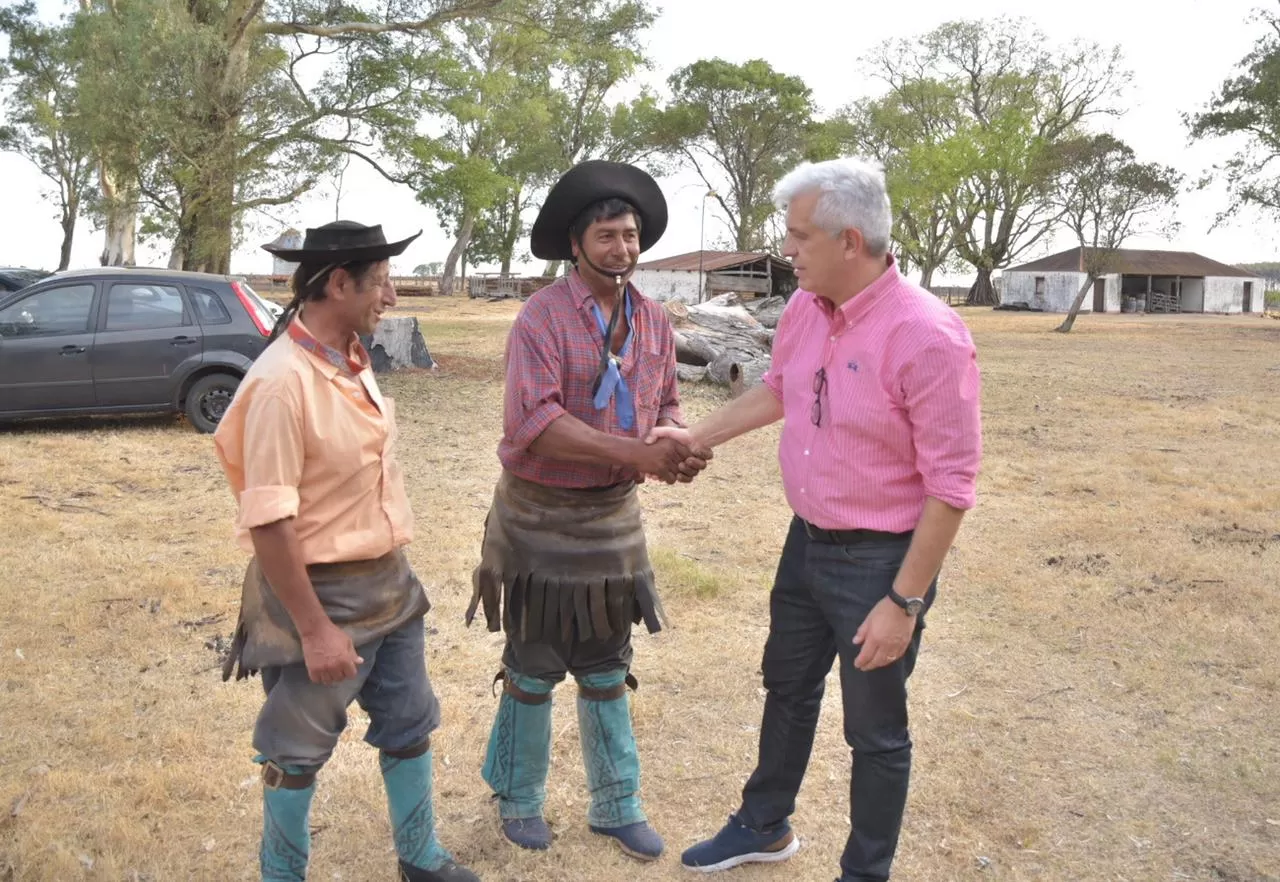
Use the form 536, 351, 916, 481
1051, 134, 1182, 333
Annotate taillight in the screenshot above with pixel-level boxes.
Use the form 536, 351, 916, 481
231, 281, 273, 337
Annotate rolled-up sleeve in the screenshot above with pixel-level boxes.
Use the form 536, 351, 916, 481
236, 384, 304, 530
900, 329, 982, 510
504, 311, 568, 451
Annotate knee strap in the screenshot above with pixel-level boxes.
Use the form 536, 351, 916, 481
577, 672, 639, 702
381, 736, 431, 760
493, 669, 554, 705
261, 760, 317, 791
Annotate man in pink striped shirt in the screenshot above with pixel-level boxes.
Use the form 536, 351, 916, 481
660, 157, 982, 881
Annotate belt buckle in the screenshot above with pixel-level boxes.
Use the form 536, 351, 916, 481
261, 761, 286, 790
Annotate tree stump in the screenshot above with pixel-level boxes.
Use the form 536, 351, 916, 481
359, 316, 436, 373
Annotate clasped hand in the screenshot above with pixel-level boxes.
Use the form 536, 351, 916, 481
637, 426, 713, 484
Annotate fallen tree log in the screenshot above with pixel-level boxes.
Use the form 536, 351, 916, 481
743, 295, 787, 329
358, 316, 437, 373
664, 294, 772, 396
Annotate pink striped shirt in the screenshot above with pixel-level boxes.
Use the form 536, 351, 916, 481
762, 255, 981, 532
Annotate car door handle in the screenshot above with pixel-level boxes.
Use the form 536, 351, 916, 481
60, 345, 86, 355
170, 336, 198, 346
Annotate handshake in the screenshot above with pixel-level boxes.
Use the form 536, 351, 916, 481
635, 426, 713, 485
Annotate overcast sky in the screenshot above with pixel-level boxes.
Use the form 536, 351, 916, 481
1, 0, 1274, 284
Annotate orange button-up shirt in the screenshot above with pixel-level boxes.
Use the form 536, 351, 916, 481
213, 318, 413, 564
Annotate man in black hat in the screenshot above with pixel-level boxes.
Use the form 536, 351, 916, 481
214, 221, 479, 882
467, 161, 710, 861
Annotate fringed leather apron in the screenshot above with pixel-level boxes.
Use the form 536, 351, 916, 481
467, 471, 665, 643
222, 548, 430, 681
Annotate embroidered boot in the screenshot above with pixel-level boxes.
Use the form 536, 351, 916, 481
258, 759, 317, 882
576, 668, 663, 861
481, 669, 555, 849
380, 741, 479, 882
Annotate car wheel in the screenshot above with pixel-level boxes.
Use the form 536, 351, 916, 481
185, 373, 239, 433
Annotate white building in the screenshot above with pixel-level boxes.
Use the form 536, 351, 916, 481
1001, 248, 1265, 315
266, 228, 303, 277
632, 250, 796, 304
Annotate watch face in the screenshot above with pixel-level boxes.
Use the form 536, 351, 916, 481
905, 598, 924, 615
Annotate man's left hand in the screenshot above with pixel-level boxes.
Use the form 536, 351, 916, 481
852, 596, 916, 671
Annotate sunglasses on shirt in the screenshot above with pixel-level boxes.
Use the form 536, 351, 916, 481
812, 367, 827, 427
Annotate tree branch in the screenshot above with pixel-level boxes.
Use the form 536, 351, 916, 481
256, 0, 502, 38
233, 180, 316, 211
325, 143, 413, 185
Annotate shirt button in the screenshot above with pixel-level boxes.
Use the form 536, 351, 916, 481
804, 449, 810, 456
800, 488, 807, 494
829, 335, 836, 341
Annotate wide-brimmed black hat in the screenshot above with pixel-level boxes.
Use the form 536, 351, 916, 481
530, 161, 667, 261
261, 220, 421, 264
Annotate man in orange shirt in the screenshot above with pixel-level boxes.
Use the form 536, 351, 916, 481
214, 221, 479, 882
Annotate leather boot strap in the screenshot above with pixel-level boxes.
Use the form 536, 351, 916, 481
381, 736, 431, 760
578, 672, 639, 702
261, 760, 317, 790
493, 670, 552, 705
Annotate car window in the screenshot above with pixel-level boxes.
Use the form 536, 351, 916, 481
189, 287, 232, 325
105, 284, 189, 331
0, 284, 96, 338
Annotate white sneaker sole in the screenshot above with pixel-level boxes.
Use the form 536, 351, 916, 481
683, 836, 800, 873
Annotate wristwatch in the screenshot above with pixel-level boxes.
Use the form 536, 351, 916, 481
888, 588, 925, 617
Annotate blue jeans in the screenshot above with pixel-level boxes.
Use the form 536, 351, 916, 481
254, 616, 441, 770
738, 517, 935, 882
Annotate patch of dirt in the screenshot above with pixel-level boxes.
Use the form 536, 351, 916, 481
1195, 524, 1280, 546
1045, 552, 1110, 574
1112, 574, 1223, 603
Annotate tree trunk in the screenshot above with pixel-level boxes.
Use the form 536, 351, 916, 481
179, 28, 244, 275
168, 191, 197, 271
57, 196, 77, 271
167, 242, 185, 270
541, 259, 563, 277
919, 265, 936, 291
186, 184, 234, 275
440, 213, 476, 296
499, 185, 522, 276
98, 162, 136, 266
966, 267, 1000, 306
1054, 273, 1097, 333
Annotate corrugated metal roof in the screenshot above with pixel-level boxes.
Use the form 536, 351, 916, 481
635, 250, 791, 272
1006, 247, 1254, 278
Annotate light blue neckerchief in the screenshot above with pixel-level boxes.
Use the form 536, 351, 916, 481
590, 290, 635, 429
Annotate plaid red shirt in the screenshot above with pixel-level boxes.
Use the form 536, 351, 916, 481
498, 270, 684, 488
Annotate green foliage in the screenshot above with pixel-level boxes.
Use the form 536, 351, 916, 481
1186, 8, 1280, 226
0, 1, 94, 269
839, 78, 970, 284
659, 57, 824, 251
862, 17, 1129, 303
1052, 133, 1182, 272
394, 0, 659, 276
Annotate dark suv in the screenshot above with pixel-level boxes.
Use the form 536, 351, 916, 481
0, 268, 281, 432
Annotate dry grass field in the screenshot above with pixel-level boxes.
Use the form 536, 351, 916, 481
1, 297, 1278, 882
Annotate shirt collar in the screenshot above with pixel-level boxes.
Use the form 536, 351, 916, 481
288, 315, 369, 379
810, 253, 901, 323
